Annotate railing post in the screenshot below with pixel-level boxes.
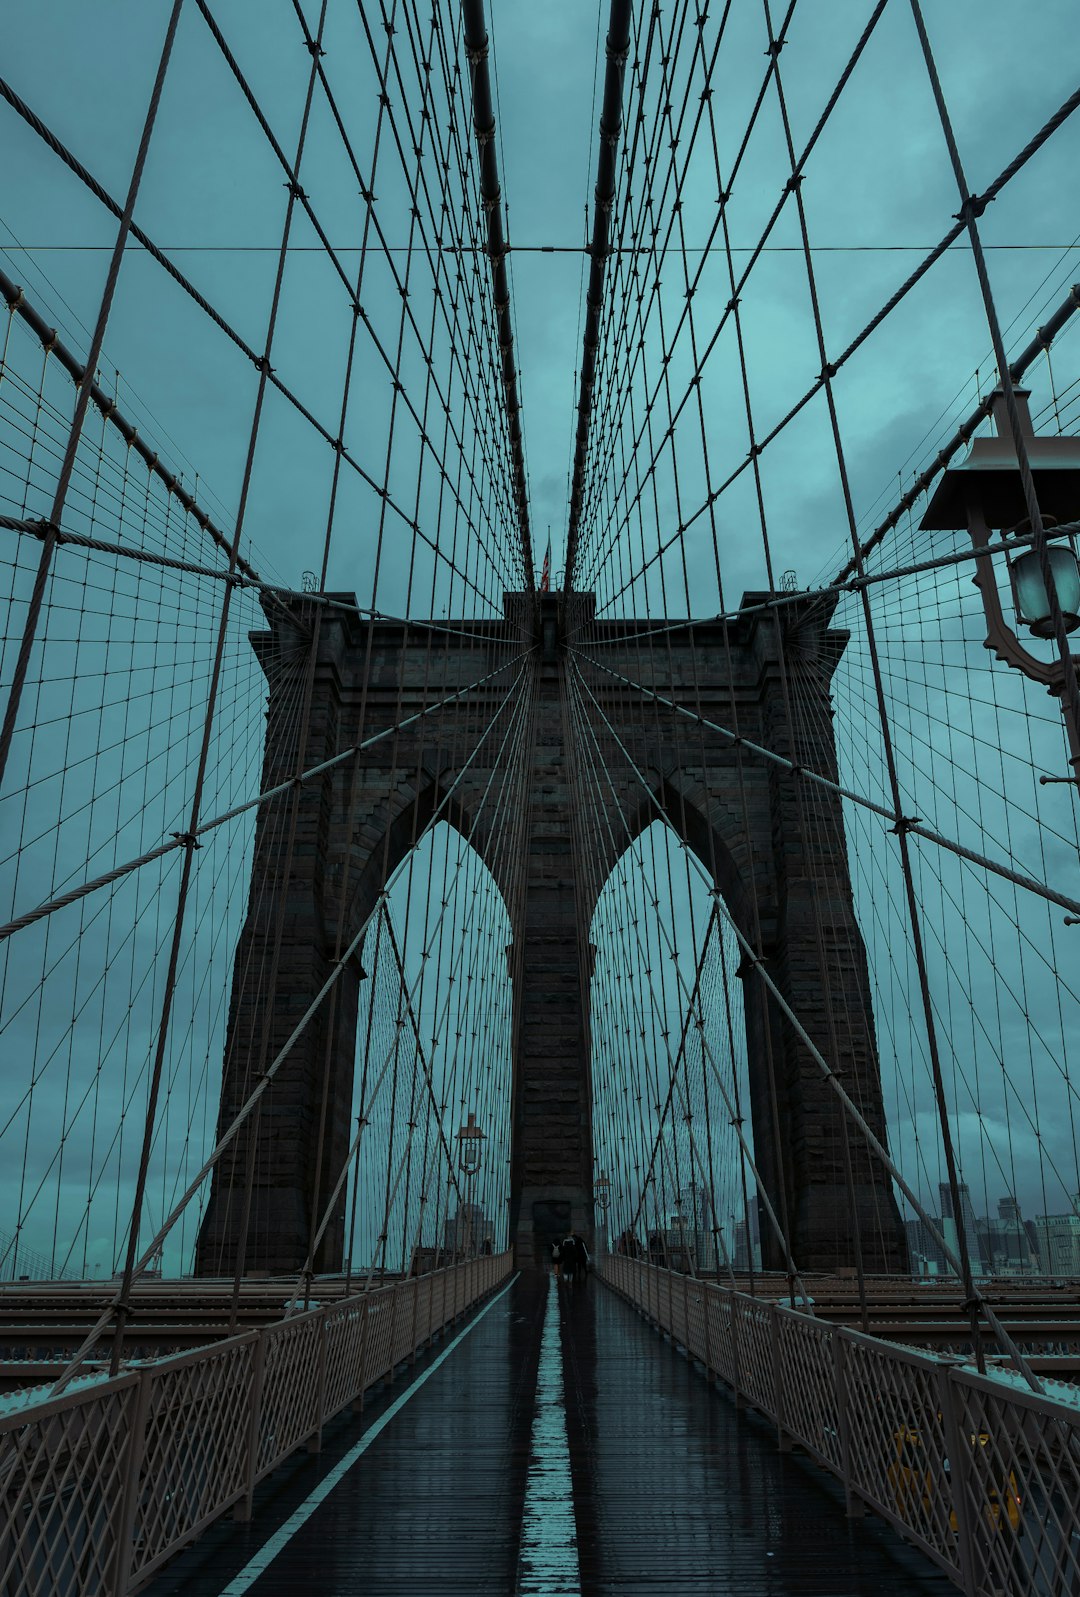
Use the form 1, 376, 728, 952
352, 1298, 370, 1414
700, 1280, 716, 1381
770, 1304, 791, 1449
936, 1365, 979, 1597
832, 1332, 863, 1518
387, 1283, 400, 1377
236, 1331, 267, 1522
731, 1293, 742, 1407
307, 1311, 329, 1453
110, 1368, 152, 1597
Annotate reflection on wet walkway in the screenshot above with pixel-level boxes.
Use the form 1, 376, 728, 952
147, 1272, 952, 1596
559, 1274, 951, 1595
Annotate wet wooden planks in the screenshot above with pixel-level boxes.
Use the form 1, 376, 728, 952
144, 1273, 953, 1596
560, 1278, 952, 1594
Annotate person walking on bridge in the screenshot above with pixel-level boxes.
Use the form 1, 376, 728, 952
570, 1231, 590, 1282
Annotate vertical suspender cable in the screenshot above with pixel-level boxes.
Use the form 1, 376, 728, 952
564, 0, 632, 594
0, 0, 185, 794
460, 0, 533, 588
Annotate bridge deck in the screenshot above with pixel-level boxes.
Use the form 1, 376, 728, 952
146, 1274, 951, 1596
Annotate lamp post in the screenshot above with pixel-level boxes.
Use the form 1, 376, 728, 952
673, 1193, 689, 1274
455, 1112, 486, 1259
920, 389, 1080, 786
594, 1170, 611, 1260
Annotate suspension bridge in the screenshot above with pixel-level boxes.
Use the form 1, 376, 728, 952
1, 1, 1080, 1593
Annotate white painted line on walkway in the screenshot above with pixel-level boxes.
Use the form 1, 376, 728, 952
218, 1275, 517, 1596
517, 1276, 582, 1596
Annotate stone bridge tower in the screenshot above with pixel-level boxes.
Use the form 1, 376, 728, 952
196, 590, 905, 1277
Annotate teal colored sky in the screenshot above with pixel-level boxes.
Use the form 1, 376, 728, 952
1, 2, 1079, 1274
2, 1, 1077, 608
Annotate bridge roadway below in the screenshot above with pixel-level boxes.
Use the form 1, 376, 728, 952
145, 1272, 952, 1596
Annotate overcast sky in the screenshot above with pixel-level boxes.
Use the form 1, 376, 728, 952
1, 1, 1078, 1277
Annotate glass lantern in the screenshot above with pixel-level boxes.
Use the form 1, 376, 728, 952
1009, 539, 1080, 638
456, 1112, 486, 1176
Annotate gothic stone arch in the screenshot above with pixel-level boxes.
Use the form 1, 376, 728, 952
196, 589, 905, 1276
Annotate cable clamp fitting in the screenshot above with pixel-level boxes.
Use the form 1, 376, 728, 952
784, 174, 804, 193
285, 180, 308, 202
888, 814, 920, 836
954, 192, 989, 223
171, 831, 202, 850
303, 38, 325, 58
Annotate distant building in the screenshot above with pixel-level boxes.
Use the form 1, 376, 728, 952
443, 1202, 493, 1257
733, 1206, 761, 1273
1030, 1202, 1080, 1277
939, 1181, 987, 1271
979, 1196, 1038, 1276
905, 1217, 947, 1276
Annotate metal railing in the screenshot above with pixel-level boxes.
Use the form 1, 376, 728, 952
601, 1255, 1080, 1597
0, 1253, 511, 1596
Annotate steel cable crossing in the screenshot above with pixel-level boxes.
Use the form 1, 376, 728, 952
0, 0, 1077, 1454
0, 0, 534, 1370
558, 0, 1079, 1395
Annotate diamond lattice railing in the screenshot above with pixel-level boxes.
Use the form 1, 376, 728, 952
0, 1379, 138, 1597
0, 1257, 510, 1596
131, 1339, 257, 1581
600, 1258, 1080, 1596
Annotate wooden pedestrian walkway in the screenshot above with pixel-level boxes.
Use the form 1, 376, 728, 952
145, 1273, 952, 1595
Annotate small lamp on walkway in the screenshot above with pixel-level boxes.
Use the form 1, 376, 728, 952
594, 1170, 612, 1259
456, 1112, 486, 1176
920, 389, 1080, 785
455, 1113, 486, 1259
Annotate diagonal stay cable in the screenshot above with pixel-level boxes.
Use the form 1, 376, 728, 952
0, 4, 185, 795
565, 658, 810, 1296
193, 0, 521, 597
44, 659, 532, 1391
0, 72, 501, 612
0, 265, 261, 584
569, 651, 1045, 1390
570, 646, 1080, 921
574, 0, 869, 596
0, 651, 529, 943
590, 84, 1080, 613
